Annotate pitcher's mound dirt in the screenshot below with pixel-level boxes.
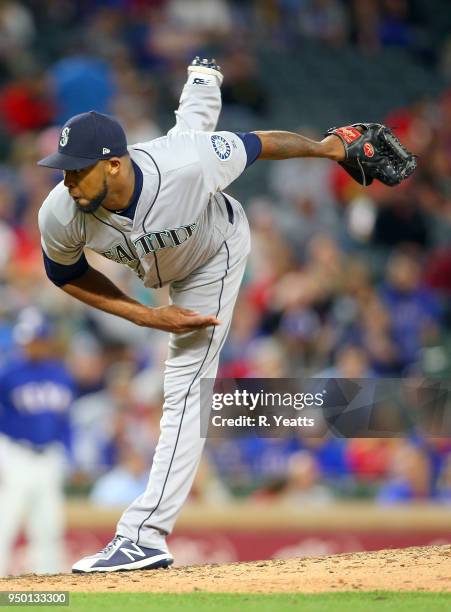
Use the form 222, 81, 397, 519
0, 546, 449, 593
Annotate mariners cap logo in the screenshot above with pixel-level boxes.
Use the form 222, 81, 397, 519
59, 127, 71, 147
211, 134, 231, 161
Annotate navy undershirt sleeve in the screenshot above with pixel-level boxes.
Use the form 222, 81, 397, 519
235, 132, 262, 168
42, 249, 89, 287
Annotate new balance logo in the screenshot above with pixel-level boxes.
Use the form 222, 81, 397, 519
120, 543, 146, 561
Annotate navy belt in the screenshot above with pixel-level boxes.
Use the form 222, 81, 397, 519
222, 194, 234, 224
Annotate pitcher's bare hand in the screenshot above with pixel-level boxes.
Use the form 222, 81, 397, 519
136, 305, 220, 333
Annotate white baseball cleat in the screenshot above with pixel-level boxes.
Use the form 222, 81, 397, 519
72, 535, 173, 573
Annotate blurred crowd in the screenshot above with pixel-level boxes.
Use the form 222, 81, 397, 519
0, 0, 451, 523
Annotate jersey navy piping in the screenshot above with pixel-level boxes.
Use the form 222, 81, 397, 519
135, 240, 230, 545
116, 160, 144, 220
132, 147, 163, 287
91, 212, 140, 276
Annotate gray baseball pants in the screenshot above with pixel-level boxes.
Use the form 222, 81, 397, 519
117, 205, 250, 550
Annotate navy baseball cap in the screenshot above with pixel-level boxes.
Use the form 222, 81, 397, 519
38, 111, 128, 170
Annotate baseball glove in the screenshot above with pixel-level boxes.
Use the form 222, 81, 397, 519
325, 123, 417, 187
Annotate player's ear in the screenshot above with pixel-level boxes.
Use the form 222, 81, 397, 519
106, 157, 121, 176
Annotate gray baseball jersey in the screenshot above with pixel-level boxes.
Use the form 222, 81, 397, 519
39, 72, 258, 289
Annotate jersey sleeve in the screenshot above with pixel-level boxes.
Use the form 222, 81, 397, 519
167, 70, 222, 135
235, 132, 262, 167
38, 200, 89, 286
194, 131, 255, 194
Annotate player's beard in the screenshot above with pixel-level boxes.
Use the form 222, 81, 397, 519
75, 178, 108, 214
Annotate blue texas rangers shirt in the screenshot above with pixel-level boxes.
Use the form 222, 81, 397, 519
0, 357, 74, 450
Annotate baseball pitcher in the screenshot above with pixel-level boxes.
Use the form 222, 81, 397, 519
37, 58, 415, 572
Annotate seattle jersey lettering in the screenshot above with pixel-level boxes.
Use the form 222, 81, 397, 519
102, 243, 138, 264
133, 222, 198, 256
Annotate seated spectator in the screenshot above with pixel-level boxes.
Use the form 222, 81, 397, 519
0, 0, 35, 62
298, 0, 349, 46
190, 456, 232, 504
377, 441, 433, 503
378, 0, 414, 49
208, 434, 302, 496
380, 252, 441, 371
206, 438, 251, 495
219, 293, 262, 378
320, 345, 374, 378
355, 296, 403, 376
49, 51, 115, 124
269, 129, 340, 253
70, 361, 158, 480
90, 446, 150, 507
346, 439, 395, 482
351, 0, 380, 51
372, 189, 430, 249
113, 94, 162, 145
167, 0, 232, 35
220, 49, 269, 118
281, 451, 335, 505
302, 437, 349, 482
246, 337, 290, 378
0, 68, 54, 135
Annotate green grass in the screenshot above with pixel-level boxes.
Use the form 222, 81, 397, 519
11, 592, 451, 611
